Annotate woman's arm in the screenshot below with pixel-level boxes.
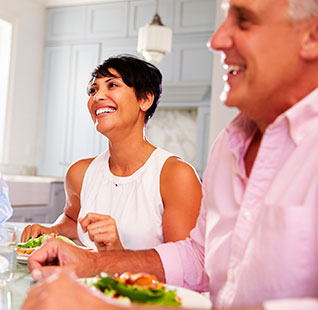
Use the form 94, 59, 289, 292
20, 159, 93, 242
160, 157, 202, 242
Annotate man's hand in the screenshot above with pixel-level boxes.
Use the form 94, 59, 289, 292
79, 213, 124, 251
28, 236, 166, 283
28, 238, 97, 280
22, 270, 116, 310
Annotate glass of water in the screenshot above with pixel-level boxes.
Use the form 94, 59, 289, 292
0, 227, 17, 286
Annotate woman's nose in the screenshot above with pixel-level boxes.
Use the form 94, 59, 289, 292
93, 90, 106, 102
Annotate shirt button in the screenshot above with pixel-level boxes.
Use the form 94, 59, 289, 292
227, 270, 235, 283
294, 134, 303, 143
244, 211, 252, 221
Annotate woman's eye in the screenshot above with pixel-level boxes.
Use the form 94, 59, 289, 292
108, 82, 118, 88
89, 88, 97, 95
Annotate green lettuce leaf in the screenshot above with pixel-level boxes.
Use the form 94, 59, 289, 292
18, 234, 76, 248
93, 276, 181, 306
18, 235, 43, 248
56, 235, 76, 246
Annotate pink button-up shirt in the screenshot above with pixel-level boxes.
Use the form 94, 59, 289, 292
156, 88, 318, 308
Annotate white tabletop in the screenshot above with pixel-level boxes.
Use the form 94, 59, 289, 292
2, 222, 51, 309
1, 222, 36, 309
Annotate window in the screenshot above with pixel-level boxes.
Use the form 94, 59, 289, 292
0, 19, 12, 158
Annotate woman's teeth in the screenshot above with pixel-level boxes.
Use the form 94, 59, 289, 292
96, 107, 116, 116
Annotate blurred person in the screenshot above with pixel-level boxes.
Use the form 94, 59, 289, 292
23, 0, 318, 309
0, 173, 12, 225
21, 55, 202, 251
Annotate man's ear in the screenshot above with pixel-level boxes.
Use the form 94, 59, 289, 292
300, 19, 318, 60
140, 93, 154, 111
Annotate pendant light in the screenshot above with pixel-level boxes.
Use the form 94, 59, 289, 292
137, 0, 172, 63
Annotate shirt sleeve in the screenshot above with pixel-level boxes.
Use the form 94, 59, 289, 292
0, 174, 13, 225
155, 198, 209, 292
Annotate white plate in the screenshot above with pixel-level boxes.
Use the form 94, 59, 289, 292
17, 242, 35, 264
17, 254, 29, 264
169, 285, 211, 308
80, 277, 211, 308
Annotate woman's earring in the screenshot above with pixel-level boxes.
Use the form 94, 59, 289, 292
142, 105, 146, 109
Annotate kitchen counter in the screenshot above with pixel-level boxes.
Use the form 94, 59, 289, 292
4, 174, 63, 183
4, 175, 65, 223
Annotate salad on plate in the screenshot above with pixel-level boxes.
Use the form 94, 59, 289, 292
17, 233, 76, 256
83, 272, 182, 307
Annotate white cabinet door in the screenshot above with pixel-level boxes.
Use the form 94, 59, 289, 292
128, 0, 173, 37
86, 2, 129, 39
47, 6, 87, 41
9, 206, 51, 223
38, 46, 71, 177
38, 44, 104, 177
49, 182, 66, 222
64, 43, 105, 167
174, 0, 216, 33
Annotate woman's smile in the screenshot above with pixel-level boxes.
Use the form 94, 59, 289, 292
95, 106, 117, 118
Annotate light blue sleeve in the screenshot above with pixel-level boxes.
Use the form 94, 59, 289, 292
0, 173, 13, 225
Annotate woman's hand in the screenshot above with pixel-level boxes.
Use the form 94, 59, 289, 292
79, 213, 124, 251
21, 224, 56, 243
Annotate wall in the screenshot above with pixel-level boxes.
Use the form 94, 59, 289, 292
0, 0, 47, 175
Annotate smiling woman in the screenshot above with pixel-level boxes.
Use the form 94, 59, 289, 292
0, 18, 12, 161
21, 55, 202, 252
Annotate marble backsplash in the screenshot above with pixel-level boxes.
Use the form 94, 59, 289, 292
145, 107, 198, 168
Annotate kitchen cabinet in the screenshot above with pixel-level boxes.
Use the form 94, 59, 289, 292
38, 45, 71, 177
46, 0, 215, 42
128, 0, 174, 37
9, 207, 51, 223
5, 175, 65, 223
46, 5, 87, 41
174, 0, 215, 34
86, 2, 129, 39
38, 43, 106, 177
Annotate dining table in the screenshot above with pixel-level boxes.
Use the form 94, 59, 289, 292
1, 221, 45, 310
2, 222, 212, 310
1, 261, 32, 310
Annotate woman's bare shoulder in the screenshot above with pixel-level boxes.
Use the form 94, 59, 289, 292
67, 158, 95, 176
161, 156, 200, 181
65, 158, 96, 193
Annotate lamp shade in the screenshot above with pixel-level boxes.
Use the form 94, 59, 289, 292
137, 14, 172, 63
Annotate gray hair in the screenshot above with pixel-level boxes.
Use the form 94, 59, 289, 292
289, 0, 318, 20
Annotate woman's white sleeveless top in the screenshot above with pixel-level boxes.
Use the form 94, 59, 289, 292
77, 148, 175, 250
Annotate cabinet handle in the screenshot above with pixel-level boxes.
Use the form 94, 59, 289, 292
24, 217, 33, 222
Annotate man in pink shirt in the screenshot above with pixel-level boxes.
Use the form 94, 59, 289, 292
23, 0, 318, 309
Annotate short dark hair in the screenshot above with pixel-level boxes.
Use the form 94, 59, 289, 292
88, 54, 162, 124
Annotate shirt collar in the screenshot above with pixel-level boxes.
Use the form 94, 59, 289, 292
226, 87, 318, 153
226, 113, 257, 160
282, 87, 318, 145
